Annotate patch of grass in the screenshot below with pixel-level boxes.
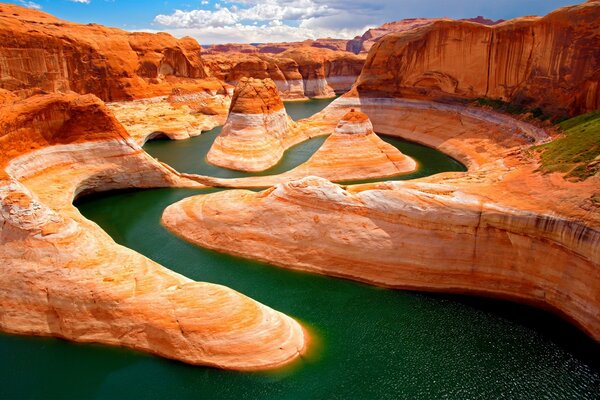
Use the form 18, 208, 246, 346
534, 110, 600, 181
472, 97, 550, 119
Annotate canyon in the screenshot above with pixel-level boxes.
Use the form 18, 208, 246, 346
0, 0, 598, 388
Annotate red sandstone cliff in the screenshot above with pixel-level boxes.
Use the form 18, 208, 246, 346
355, 1, 600, 116
204, 47, 365, 99
0, 3, 224, 101
346, 17, 503, 54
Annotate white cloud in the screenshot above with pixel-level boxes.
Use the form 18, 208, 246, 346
152, 0, 365, 43
139, 23, 368, 45
154, 0, 336, 28
70, 0, 91, 3
150, 0, 579, 44
18, 0, 42, 9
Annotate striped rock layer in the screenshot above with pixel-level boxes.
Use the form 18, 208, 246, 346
0, 93, 306, 370
207, 78, 296, 172
163, 96, 600, 342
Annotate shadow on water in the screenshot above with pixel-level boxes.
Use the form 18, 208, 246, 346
2, 98, 598, 400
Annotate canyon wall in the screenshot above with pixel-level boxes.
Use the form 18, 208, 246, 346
0, 3, 223, 101
204, 47, 365, 100
355, 1, 600, 117
163, 94, 600, 341
0, 92, 306, 370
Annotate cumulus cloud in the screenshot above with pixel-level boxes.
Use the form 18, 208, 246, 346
152, 0, 579, 44
140, 23, 368, 45
69, 0, 92, 3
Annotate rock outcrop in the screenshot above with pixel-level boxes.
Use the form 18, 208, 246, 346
0, 3, 219, 101
207, 78, 296, 171
204, 47, 366, 99
346, 17, 502, 54
204, 54, 307, 100
355, 1, 600, 117
205, 110, 416, 187
0, 92, 306, 370
108, 85, 233, 143
162, 93, 600, 342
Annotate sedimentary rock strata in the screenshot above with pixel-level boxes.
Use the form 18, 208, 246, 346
0, 93, 306, 370
204, 47, 365, 99
279, 47, 365, 97
163, 93, 600, 341
0, 3, 215, 101
206, 110, 416, 187
108, 85, 233, 143
206, 78, 296, 171
346, 17, 502, 54
356, 1, 600, 117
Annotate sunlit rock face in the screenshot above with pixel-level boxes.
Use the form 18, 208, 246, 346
204, 47, 365, 100
207, 78, 296, 172
276, 110, 416, 181
355, 1, 600, 117
0, 3, 219, 101
0, 92, 306, 371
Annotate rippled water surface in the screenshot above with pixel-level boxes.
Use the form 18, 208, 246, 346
1, 98, 598, 399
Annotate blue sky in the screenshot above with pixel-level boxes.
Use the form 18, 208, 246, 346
7, 0, 582, 44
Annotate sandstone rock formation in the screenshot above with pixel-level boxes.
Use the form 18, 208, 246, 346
0, 3, 218, 101
204, 54, 307, 100
0, 92, 306, 370
205, 110, 416, 187
162, 93, 600, 342
355, 1, 600, 117
204, 47, 365, 99
108, 85, 233, 143
206, 78, 296, 171
278, 47, 365, 97
346, 17, 502, 54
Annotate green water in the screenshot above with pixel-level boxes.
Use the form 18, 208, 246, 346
143, 97, 466, 181
1, 99, 599, 399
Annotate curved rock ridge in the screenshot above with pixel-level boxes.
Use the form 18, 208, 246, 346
205, 110, 416, 187
0, 92, 306, 370
0, 3, 222, 101
294, 110, 416, 180
162, 95, 600, 341
206, 78, 296, 172
107, 85, 233, 144
355, 1, 600, 117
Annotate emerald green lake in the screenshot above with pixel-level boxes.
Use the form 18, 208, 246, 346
1, 99, 598, 399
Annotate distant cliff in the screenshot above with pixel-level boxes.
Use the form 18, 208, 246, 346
0, 3, 213, 101
355, 1, 600, 117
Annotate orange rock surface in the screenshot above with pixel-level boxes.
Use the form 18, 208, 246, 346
0, 92, 306, 370
108, 86, 233, 143
355, 1, 600, 117
206, 78, 296, 171
204, 110, 416, 187
346, 17, 502, 54
162, 93, 600, 341
204, 47, 365, 99
0, 3, 223, 101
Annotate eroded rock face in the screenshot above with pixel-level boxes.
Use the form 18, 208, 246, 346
207, 78, 296, 171
162, 95, 600, 341
0, 92, 306, 370
204, 47, 366, 99
0, 3, 216, 101
346, 17, 503, 54
355, 1, 600, 117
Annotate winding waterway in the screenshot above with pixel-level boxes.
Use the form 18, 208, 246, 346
1, 99, 598, 399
